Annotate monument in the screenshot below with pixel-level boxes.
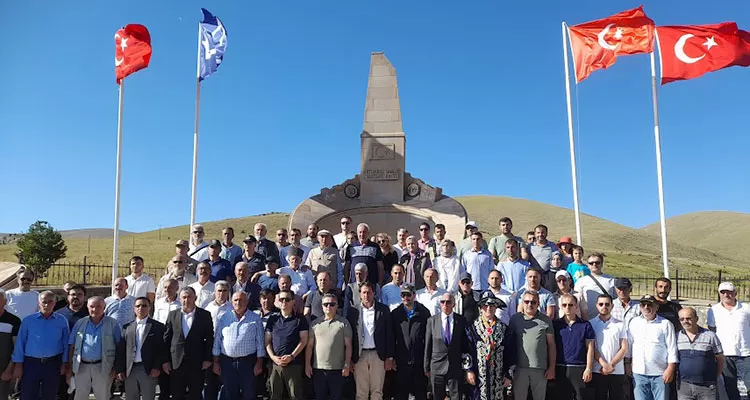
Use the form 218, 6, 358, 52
288, 52, 467, 239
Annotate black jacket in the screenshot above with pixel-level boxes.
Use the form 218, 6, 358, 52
352, 302, 394, 362
163, 307, 214, 370
456, 290, 481, 326
116, 318, 167, 376
391, 302, 430, 369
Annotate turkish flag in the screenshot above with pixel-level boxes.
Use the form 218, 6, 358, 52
115, 24, 152, 84
657, 23, 750, 84
568, 6, 655, 82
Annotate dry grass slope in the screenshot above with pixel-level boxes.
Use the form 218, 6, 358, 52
0, 197, 742, 276
641, 211, 750, 261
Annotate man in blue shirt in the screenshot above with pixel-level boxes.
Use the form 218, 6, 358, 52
66, 297, 122, 400
208, 240, 234, 283
12, 290, 70, 400
553, 293, 596, 400
213, 291, 266, 400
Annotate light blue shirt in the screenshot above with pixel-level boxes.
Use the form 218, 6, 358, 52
221, 244, 243, 265
213, 310, 266, 358
12, 312, 71, 362
379, 283, 403, 310
497, 259, 530, 293
278, 266, 317, 297
516, 286, 556, 314
68, 318, 122, 361
461, 248, 494, 291
104, 295, 135, 328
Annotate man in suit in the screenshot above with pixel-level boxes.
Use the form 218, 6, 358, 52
232, 262, 261, 310
424, 292, 476, 400
391, 283, 430, 400
163, 287, 214, 400
351, 282, 394, 400
116, 297, 167, 400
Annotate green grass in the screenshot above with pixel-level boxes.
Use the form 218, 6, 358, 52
0, 196, 743, 278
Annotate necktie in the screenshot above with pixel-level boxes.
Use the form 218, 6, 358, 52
444, 316, 451, 345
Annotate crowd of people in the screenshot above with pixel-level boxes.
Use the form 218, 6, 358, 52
1, 217, 747, 400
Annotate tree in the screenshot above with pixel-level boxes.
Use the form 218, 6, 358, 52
16, 220, 67, 278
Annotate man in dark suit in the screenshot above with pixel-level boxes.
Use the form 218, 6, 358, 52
391, 283, 430, 400
163, 287, 214, 400
116, 297, 167, 400
424, 292, 476, 400
232, 262, 262, 311
351, 281, 394, 400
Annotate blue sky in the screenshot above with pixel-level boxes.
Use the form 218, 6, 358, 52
2, 1, 748, 233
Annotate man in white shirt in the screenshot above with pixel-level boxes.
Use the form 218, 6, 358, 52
392, 228, 408, 258
626, 295, 678, 400
352, 282, 394, 400
379, 264, 405, 310
416, 268, 447, 316
334, 216, 353, 249
278, 248, 316, 300
590, 294, 628, 400
125, 256, 156, 304
574, 252, 616, 318
707, 281, 750, 400
5, 269, 40, 319
188, 224, 210, 262
154, 279, 181, 324
157, 257, 198, 299
204, 281, 232, 329
189, 262, 215, 309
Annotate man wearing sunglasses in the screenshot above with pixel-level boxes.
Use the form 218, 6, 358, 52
334, 217, 353, 249
5, 269, 40, 319
590, 294, 628, 400
574, 252, 616, 319
626, 295, 678, 400
707, 282, 750, 400
266, 289, 309, 400
188, 224, 210, 263
305, 293, 352, 400
677, 307, 723, 400
391, 283, 430, 400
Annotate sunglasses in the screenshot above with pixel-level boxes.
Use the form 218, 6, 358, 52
720, 290, 734, 295
172, 260, 184, 264
322, 302, 337, 307
279, 297, 293, 302
401, 292, 413, 298
640, 303, 655, 308
193, 231, 204, 234
678, 317, 693, 322
20, 278, 33, 282
588, 261, 601, 265
561, 303, 575, 308
439, 300, 452, 304
340, 221, 350, 225
419, 228, 429, 231
216, 289, 227, 292
597, 303, 612, 307
277, 233, 287, 236
135, 304, 149, 308
523, 300, 538, 305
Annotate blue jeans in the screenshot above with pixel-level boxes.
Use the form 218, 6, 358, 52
723, 356, 750, 400
634, 374, 668, 400
220, 355, 257, 400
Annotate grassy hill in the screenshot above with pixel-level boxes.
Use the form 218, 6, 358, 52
0, 197, 743, 277
641, 211, 750, 261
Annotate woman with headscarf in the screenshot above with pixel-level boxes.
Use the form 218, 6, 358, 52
398, 235, 431, 290
433, 239, 461, 293
376, 232, 400, 279
542, 251, 567, 293
469, 291, 511, 400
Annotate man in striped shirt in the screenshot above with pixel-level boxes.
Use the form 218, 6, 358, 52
676, 307, 724, 400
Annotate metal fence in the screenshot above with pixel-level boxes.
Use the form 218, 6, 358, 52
32, 257, 165, 287
627, 269, 750, 302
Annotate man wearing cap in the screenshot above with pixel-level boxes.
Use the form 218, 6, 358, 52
458, 221, 488, 259
171, 240, 199, 275
240, 235, 267, 275
306, 230, 343, 289
488, 269, 515, 325
591, 294, 629, 400
254, 223, 281, 262
654, 278, 683, 334
574, 252, 616, 319
125, 256, 156, 304
391, 283, 430, 400
707, 282, 750, 400
626, 295, 678, 400
488, 217, 526, 264
206, 240, 233, 283
380, 264, 406, 311
553, 293, 596, 400
416, 269, 448, 317
461, 231, 494, 292
497, 238, 530, 293
255, 256, 281, 293
279, 247, 317, 300
611, 278, 641, 331
455, 272, 481, 326
300, 223, 319, 249
507, 290, 556, 400
219, 227, 243, 266
527, 224, 559, 272
344, 223, 385, 287
424, 292, 475, 400
188, 224, 210, 262
676, 307, 724, 400
157, 257, 198, 299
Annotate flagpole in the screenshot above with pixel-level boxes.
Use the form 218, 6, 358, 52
112, 79, 125, 282
190, 23, 202, 234
562, 22, 583, 246
650, 51, 670, 279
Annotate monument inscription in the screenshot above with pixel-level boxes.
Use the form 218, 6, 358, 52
364, 168, 401, 181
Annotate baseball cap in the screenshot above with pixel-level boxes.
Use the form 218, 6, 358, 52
265, 255, 280, 265
465, 221, 478, 229
242, 235, 257, 244
175, 239, 188, 247
317, 229, 332, 236
614, 277, 632, 289
555, 270, 571, 279
719, 282, 736, 292
400, 283, 415, 294
209, 239, 222, 248
639, 294, 657, 304
459, 272, 473, 282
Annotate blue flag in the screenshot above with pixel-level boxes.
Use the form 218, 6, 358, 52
198, 8, 227, 81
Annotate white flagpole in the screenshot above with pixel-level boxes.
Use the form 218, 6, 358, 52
562, 22, 583, 246
112, 79, 125, 282
650, 50, 670, 279
190, 24, 202, 233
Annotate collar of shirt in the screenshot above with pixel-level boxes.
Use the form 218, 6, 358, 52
136, 318, 148, 325
440, 312, 454, 323
182, 309, 196, 317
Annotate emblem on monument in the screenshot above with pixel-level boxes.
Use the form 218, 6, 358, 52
344, 184, 359, 199
370, 144, 395, 160
406, 182, 421, 197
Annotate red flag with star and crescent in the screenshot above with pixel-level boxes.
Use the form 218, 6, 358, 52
656, 23, 750, 84
568, 6, 655, 82
115, 24, 152, 84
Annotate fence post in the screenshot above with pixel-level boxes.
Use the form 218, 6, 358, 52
717, 270, 723, 303
82, 256, 87, 286
675, 267, 679, 301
